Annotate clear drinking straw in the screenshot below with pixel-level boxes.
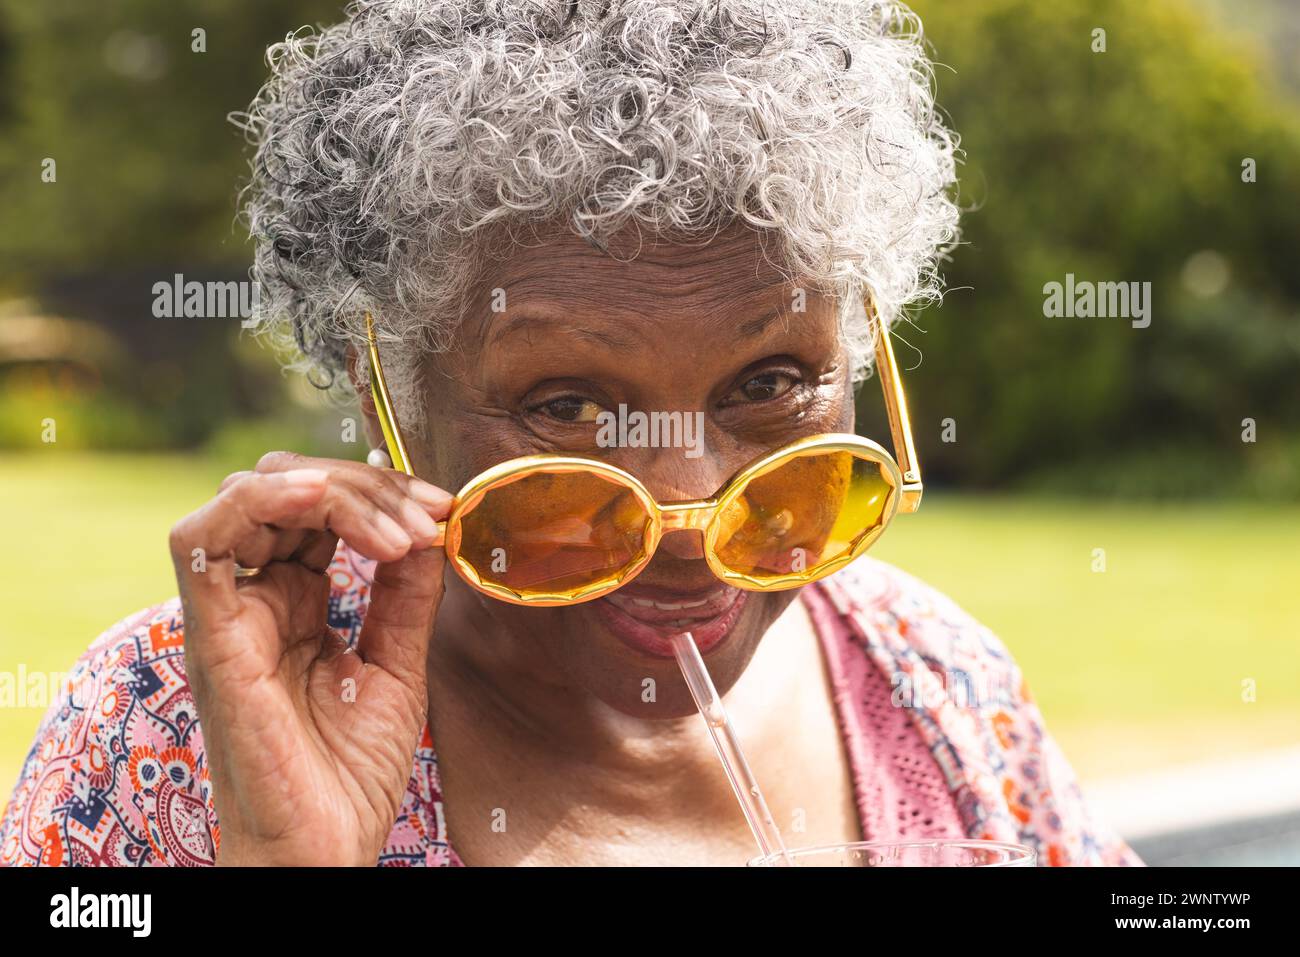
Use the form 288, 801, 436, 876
670, 631, 792, 865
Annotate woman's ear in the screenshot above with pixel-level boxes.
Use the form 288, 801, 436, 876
345, 344, 387, 450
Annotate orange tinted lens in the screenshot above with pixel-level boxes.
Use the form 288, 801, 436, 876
712, 450, 893, 581
455, 469, 652, 598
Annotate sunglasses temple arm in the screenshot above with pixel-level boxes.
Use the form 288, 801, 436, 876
366, 314, 449, 546
870, 300, 924, 513
365, 314, 416, 476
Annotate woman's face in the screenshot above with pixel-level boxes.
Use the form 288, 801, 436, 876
413, 224, 855, 716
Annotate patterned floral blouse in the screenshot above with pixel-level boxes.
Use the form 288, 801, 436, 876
0, 543, 1141, 867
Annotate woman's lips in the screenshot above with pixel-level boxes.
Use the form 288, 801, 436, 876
593, 583, 747, 658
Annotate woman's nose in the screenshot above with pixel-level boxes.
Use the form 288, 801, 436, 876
657, 526, 707, 560
639, 456, 734, 562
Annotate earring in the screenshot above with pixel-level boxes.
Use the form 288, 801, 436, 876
366, 446, 394, 469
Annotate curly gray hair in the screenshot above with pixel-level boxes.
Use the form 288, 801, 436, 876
233, 0, 960, 423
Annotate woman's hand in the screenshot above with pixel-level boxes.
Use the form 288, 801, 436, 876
168, 451, 452, 866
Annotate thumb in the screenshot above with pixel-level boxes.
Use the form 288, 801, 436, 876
356, 545, 445, 693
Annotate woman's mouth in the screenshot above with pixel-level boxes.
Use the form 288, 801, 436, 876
592, 582, 747, 658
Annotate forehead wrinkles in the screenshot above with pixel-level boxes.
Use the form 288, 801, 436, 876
458, 228, 804, 355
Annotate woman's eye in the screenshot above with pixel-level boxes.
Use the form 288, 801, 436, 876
725, 371, 797, 404
537, 395, 603, 423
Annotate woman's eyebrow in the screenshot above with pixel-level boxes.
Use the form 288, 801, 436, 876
736, 302, 796, 338
486, 311, 638, 351
482, 289, 800, 351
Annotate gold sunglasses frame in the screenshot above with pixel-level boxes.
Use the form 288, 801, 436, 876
364, 295, 923, 606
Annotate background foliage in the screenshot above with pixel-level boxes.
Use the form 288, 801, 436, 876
1, 0, 1297, 495
1, 0, 1298, 807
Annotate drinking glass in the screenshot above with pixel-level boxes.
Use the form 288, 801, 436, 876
747, 839, 1037, 867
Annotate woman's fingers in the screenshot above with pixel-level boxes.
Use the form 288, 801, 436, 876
228, 525, 311, 572
255, 451, 453, 537
357, 545, 445, 695
223, 473, 424, 570
172, 456, 456, 682
295, 529, 345, 573
218, 470, 253, 493
171, 454, 454, 868
171, 469, 332, 624
172, 460, 454, 624
230, 456, 454, 567
263, 479, 434, 557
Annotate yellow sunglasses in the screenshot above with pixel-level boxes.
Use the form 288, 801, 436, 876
365, 297, 922, 606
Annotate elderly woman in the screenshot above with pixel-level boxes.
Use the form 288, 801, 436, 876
1, 0, 1139, 867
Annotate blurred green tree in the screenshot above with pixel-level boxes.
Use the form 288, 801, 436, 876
0, 0, 347, 451
0, 0, 1296, 495
0, 0, 343, 273
886, 0, 1300, 496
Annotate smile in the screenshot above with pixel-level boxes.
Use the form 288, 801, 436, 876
593, 584, 748, 658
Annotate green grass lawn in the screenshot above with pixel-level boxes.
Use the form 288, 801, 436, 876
872, 497, 1300, 778
2, 451, 1297, 799
0, 453, 232, 800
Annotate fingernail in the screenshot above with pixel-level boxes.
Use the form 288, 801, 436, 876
374, 512, 412, 549
281, 469, 329, 488
408, 479, 452, 509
